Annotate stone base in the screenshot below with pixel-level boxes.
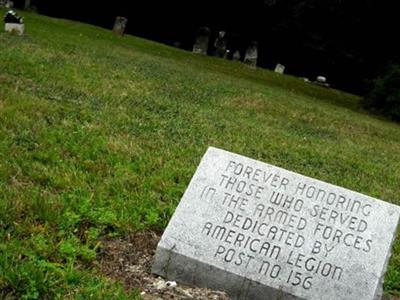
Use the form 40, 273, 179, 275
153, 245, 303, 300
5, 23, 24, 35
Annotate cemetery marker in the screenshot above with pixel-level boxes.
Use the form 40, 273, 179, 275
113, 16, 128, 36
232, 50, 241, 61
153, 147, 400, 300
193, 26, 211, 55
214, 31, 228, 58
275, 63, 285, 74
244, 41, 258, 68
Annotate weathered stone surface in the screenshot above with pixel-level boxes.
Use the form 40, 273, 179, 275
5, 23, 24, 35
113, 16, 128, 36
275, 63, 285, 74
243, 41, 258, 68
153, 147, 400, 300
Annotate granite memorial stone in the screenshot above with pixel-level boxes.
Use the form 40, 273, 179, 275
153, 147, 400, 300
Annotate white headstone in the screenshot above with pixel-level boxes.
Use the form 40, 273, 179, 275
153, 147, 400, 300
5, 23, 24, 35
275, 63, 285, 74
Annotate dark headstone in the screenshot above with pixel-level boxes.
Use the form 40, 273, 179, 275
214, 31, 228, 58
193, 26, 210, 55
244, 41, 258, 68
232, 50, 241, 61
24, 0, 31, 10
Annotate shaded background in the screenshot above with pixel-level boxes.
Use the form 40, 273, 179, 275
12, 0, 399, 95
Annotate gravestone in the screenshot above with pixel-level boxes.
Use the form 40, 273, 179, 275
4, 10, 24, 35
4, 0, 13, 8
275, 63, 285, 74
232, 50, 241, 61
193, 26, 210, 55
315, 76, 330, 88
214, 31, 228, 58
113, 16, 128, 36
244, 41, 258, 68
23, 0, 30, 10
153, 147, 400, 300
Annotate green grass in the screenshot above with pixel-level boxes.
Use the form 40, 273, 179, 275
1, 9, 400, 299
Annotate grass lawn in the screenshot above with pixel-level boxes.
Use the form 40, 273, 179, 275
1, 9, 400, 299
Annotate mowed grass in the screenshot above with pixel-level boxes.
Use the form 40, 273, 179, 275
1, 9, 400, 299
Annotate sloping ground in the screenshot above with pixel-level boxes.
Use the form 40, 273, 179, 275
0, 9, 400, 299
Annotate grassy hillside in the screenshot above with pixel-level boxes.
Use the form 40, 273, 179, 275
1, 9, 400, 299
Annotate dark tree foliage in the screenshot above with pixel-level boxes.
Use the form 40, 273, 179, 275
14, 0, 400, 95
363, 65, 400, 121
